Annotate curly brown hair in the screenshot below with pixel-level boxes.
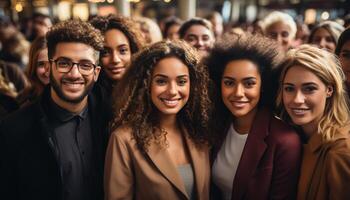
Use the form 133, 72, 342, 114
46, 19, 104, 60
111, 40, 211, 152
90, 14, 145, 54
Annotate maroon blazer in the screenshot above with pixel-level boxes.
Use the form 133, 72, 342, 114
211, 108, 302, 200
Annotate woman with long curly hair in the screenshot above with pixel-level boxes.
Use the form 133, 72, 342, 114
276, 45, 350, 199
206, 34, 302, 200
104, 40, 211, 200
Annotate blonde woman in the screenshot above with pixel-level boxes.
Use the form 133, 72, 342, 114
277, 44, 350, 199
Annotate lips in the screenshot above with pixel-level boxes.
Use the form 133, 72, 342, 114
161, 98, 181, 107
290, 108, 309, 116
230, 100, 249, 108
108, 66, 125, 74
62, 80, 84, 91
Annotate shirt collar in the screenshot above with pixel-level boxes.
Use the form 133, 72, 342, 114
49, 97, 88, 122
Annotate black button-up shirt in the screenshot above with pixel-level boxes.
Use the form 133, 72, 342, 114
48, 99, 94, 200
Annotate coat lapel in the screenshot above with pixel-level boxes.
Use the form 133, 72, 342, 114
231, 109, 270, 200
185, 134, 208, 200
146, 140, 189, 199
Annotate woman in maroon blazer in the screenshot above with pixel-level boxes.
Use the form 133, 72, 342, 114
205, 34, 302, 200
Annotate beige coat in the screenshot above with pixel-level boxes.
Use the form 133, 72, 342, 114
104, 126, 210, 200
297, 128, 350, 200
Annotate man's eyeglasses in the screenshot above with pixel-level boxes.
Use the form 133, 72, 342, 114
50, 58, 97, 76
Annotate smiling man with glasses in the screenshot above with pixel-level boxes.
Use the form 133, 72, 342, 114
0, 20, 110, 200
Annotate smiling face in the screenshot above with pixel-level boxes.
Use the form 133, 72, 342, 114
50, 42, 100, 105
311, 28, 336, 53
221, 59, 261, 121
36, 48, 49, 85
266, 21, 293, 52
282, 65, 332, 134
151, 57, 190, 118
183, 24, 214, 57
101, 29, 131, 81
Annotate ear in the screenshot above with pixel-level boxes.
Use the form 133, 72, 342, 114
326, 85, 333, 98
93, 66, 101, 82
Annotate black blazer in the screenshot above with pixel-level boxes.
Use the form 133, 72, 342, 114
0, 86, 110, 200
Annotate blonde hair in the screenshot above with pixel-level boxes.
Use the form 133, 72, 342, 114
276, 44, 350, 141
0, 68, 17, 98
261, 11, 297, 40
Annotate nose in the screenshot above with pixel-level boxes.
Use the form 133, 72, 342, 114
319, 38, 327, 49
111, 50, 121, 64
233, 84, 244, 97
195, 39, 204, 48
293, 90, 305, 104
168, 82, 178, 96
67, 63, 81, 77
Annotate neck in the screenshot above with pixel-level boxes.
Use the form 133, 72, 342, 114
301, 122, 318, 140
50, 88, 88, 114
233, 107, 258, 134
158, 114, 179, 133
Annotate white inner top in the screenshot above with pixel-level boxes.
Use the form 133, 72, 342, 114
212, 123, 249, 200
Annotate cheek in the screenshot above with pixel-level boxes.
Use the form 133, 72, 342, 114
101, 56, 110, 66
36, 67, 45, 76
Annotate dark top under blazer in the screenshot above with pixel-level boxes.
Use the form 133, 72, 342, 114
211, 108, 302, 200
0, 86, 110, 200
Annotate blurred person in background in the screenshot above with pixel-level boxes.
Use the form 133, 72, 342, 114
207, 11, 224, 39
293, 20, 310, 47
0, 60, 28, 97
162, 17, 183, 40
261, 11, 297, 52
179, 17, 215, 58
0, 65, 20, 119
335, 28, 350, 94
28, 13, 52, 42
308, 21, 344, 53
134, 16, 163, 45
17, 36, 49, 106
90, 14, 145, 94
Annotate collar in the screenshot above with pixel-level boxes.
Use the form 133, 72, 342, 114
307, 126, 350, 153
48, 93, 88, 123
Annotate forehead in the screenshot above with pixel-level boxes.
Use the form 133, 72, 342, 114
185, 24, 212, 37
313, 27, 331, 37
153, 57, 189, 76
267, 21, 291, 33
53, 42, 96, 61
223, 59, 260, 78
104, 29, 130, 46
284, 65, 323, 84
341, 40, 350, 51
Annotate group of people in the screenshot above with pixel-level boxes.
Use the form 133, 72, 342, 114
0, 10, 350, 200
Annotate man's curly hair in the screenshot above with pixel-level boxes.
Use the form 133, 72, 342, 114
111, 40, 211, 152
90, 14, 145, 54
46, 19, 104, 60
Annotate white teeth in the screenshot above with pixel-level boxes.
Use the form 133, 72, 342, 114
292, 109, 308, 115
162, 99, 178, 106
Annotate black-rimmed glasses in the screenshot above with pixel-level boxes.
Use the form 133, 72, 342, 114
50, 58, 97, 76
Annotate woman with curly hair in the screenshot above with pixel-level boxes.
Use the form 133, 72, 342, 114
17, 36, 49, 105
90, 14, 145, 93
206, 34, 302, 200
277, 45, 350, 199
104, 40, 211, 200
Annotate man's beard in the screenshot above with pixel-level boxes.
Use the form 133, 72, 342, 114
50, 71, 94, 104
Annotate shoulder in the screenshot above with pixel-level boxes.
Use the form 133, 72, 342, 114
110, 125, 134, 144
268, 116, 301, 147
326, 137, 350, 160
0, 102, 40, 133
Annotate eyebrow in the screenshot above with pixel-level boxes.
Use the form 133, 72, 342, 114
222, 76, 257, 81
153, 74, 189, 78
283, 82, 318, 86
